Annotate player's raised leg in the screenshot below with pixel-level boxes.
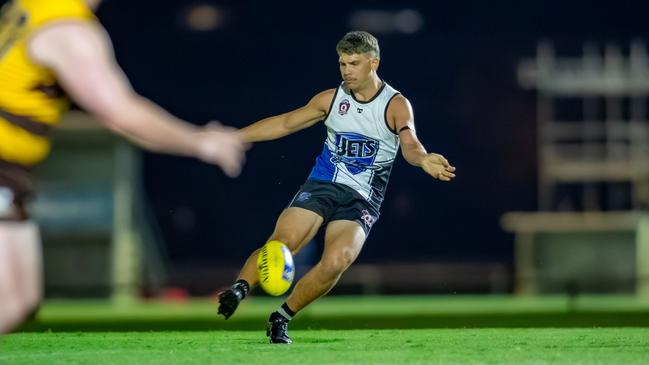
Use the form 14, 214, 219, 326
217, 207, 323, 319
267, 219, 366, 344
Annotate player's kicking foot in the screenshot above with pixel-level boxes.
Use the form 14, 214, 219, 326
217, 280, 249, 319
266, 312, 292, 344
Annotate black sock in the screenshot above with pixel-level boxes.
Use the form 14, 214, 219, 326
232, 279, 250, 299
274, 302, 296, 321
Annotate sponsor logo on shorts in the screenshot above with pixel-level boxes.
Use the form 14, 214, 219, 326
296, 192, 311, 202
338, 99, 351, 115
360, 209, 377, 228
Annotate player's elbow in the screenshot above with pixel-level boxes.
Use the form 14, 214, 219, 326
85, 89, 144, 134
281, 113, 298, 133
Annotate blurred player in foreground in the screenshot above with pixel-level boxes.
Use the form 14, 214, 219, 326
218, 31, 456, 343
0, 0, 248, 333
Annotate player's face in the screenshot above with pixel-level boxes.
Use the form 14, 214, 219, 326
338, 52, 378, 91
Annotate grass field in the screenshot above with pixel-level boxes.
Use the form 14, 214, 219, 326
2, 295, 649, 364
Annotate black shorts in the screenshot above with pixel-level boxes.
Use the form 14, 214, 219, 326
0, 159, 32, 221
288, 180, 380, 236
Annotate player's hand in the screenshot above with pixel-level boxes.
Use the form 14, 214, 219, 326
421, 153, 456, 181
196, 122, 250, 177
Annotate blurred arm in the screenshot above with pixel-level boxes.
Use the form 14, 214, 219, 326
388, 95, 456, 181
28, 21, 246, 176
240, 89, 335, 143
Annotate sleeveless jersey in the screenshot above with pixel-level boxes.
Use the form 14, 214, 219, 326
308, 82, 401, 210
0, 0, 95, 166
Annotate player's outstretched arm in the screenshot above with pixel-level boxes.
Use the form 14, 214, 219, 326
28, 22, 246, 177
239, 89, 335, 143
387, 95, 456, 181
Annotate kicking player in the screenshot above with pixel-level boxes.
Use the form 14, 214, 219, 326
217, 31, 456, 343
0, 0, 248, 333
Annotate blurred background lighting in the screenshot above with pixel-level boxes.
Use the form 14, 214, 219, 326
349, 9, 424, 35
181, 3, 224, 32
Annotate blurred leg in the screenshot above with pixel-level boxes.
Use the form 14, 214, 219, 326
237, 207, 323, 286
0, 221, 41, 333
285, 219, 365, 312
0, 221, 42, 333
0, 228, 22, 333
11, 222, 43, 315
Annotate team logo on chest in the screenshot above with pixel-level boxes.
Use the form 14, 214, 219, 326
332, 132, 380, 175
338, 99, 351, 116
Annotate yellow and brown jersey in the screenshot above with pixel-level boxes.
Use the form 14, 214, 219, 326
0, 0, 94, 167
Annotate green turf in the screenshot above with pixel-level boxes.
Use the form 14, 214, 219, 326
4, 296, 649, 364
2, 328, 649, 365
19, 295, 649, 332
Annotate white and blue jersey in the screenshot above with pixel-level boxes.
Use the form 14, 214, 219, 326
308, 82, 401, 211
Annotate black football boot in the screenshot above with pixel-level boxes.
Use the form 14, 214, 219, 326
217, 280, 249, 319
266, 312, 292, 344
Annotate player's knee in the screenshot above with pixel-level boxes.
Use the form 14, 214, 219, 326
320, 253, 354, 276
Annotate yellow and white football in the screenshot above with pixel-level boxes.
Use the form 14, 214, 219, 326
257, 240, 295, 296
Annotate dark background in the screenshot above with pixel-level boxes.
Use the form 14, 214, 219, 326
95, 0, 649, 271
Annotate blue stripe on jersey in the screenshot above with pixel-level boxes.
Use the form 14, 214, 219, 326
308, 143, 336, 181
